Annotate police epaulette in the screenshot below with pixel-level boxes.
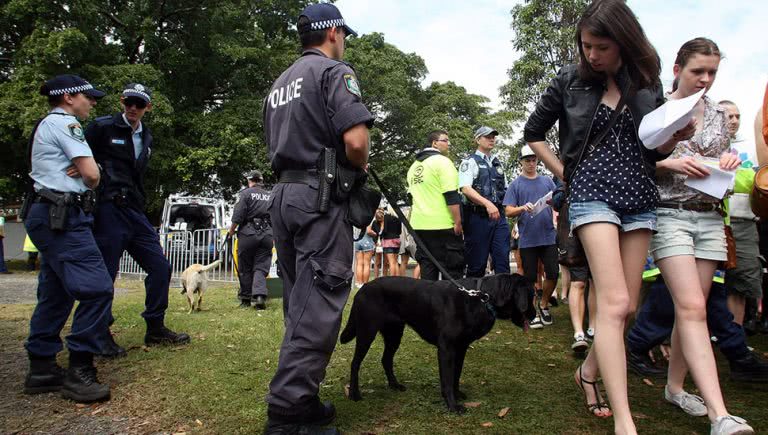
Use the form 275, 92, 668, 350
95, 115, 113, 122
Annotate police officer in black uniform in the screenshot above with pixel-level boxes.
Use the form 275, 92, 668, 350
262, 4, 373, 434
228, 170, 272, 310
23, 75, 112, 403
85, 83, 190, 355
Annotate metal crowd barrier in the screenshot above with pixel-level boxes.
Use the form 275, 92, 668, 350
117, 228, 238, 283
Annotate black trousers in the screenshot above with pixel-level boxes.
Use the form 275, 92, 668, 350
237, 231, 273, 300
413, 229, 465, 281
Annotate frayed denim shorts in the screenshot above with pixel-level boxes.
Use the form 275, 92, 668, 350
569, 201, 657, 233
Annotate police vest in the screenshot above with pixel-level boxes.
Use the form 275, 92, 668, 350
87, 113, 152, 210
470, 154, 505, 205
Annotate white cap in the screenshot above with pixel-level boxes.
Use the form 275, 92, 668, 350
520, 145, 536, 159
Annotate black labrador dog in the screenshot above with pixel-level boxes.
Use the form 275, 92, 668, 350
339, 273, 535, 413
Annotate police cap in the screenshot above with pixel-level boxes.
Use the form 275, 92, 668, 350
122, 83, 152, 103
474, 126, 499, 139
297, 3, 357, 37
40, 74, 105, 98
246, 170, 263, 182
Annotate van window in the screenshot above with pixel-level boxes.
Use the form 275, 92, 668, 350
168, 204, 216, 232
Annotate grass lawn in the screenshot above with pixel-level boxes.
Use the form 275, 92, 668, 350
1, 276, 766, 434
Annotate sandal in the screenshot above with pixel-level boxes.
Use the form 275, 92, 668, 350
575, 365, 612, 418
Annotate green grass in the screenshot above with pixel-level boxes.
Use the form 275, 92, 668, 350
5, 279, 768, 434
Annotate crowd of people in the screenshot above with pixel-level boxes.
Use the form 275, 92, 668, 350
8, 0, 768, 434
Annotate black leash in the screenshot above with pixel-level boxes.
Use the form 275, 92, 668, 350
368, 167, 489, 303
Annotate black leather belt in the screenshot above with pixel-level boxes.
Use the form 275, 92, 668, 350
658, 201, 721, 213
279, 169, 318, 184
34, 189, 96, 212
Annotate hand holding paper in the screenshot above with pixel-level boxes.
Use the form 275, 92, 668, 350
639, 88, 705, 149
529, 191, 553, 216
683, 158, 736, 199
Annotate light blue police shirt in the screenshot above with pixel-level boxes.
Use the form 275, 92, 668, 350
30, 107, 93, 193
122, 113, 143, 159
458, 150, 497, 188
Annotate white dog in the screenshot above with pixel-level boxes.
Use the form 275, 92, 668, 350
180, 260, 222, 313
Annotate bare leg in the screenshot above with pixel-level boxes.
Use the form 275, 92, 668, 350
561, 266, 571, 300
588, 279, 597, 333
658, 256, 728, 421
361, 252, 372, 283
727, 293, 746, 325
385, 253, 399, 276
569, 280, 587, 335
399, 254, 409, 277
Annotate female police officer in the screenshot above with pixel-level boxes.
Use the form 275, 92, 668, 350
22, 74, 113, 403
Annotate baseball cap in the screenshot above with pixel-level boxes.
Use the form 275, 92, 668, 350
297, 3, 357, 37
246, 170, 263, 181
474, 126, 499, 139
40, 74, 105, 98
520, 145, 536, 160
122, 83, 152, 103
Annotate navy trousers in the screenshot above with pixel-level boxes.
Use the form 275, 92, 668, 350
92, 202, 170, 324
24, 203, 113, 356
463, 210, 511, 277
237, 231, 273, 300
627, 279, 749, 361
267, 183, 353, 410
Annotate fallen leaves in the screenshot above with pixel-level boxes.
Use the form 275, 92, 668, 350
481, 422, 494, 428
642, 378, 654, 386
464, 401, 482, 408
498, 407, 510, 418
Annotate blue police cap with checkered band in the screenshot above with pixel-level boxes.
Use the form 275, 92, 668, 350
298, 3, 357, 37
40, 74, 105, 98
122, 83, 152, 103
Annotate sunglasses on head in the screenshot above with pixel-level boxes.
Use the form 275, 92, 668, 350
123, 97, 147, 109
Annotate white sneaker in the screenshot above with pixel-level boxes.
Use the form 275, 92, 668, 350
571, 333, 588, 353
710, 415, 754, 435
664, 385, 707, 417
529, 316, 544, 329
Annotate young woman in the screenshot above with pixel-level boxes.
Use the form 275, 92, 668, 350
353, 223, 376, 287
651, 38, 753, 435
372, 207, 401, 276
524, 1, 693, 433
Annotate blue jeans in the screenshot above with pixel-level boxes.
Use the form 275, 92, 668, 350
569, 201, 656, 233
627, 278, 749, 361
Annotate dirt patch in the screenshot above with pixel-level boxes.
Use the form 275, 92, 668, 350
0, 272, 129, 305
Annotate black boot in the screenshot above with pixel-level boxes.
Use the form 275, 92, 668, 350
239, 299, 251, 308
99, 332, 127, 359
24, 354, 65, 394
145, 320, 191, 346
627, 348, 665, 378
254, 295, 267, 310
265, 399, 338, 435
61, 351, 110, 403
729, 351, 768, 383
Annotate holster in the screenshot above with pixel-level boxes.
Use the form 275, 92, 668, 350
19, 191, 34, 220
38, 189, 68, 231
251, 216, 271, 234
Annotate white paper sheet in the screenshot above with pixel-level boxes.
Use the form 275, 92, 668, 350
639, 88, 706, 149
530, 191, 553, 216
683, 159, 736, 199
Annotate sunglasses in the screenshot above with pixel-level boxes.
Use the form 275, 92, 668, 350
124, 98, 147, 109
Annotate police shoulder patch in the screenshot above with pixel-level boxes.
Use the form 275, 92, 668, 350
68, 123, 85, 141
459, 161, 470, 172
343, 74, 361, 98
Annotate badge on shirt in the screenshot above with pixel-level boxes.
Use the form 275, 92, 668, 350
111, 138, 126, 145
343, 74, 361, 98
459, 161, 470, 172
68, 123, 85, 141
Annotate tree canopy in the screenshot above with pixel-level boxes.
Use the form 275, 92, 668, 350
0, 0, 513, 218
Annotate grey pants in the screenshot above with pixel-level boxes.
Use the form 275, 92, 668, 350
237, 231, 273, 300
266, 182, 353, 409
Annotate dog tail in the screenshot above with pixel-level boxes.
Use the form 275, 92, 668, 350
198, 259, 223, 273
339, 300, 358, 344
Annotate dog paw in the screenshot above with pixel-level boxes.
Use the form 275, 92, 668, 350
388, 382, 407, 392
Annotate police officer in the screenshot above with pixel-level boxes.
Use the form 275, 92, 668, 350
262, 4, 372, 434
85, 83, 190, 356
228, 170, 272, 309
458, 126, 511, 277
23, 75, 112, 402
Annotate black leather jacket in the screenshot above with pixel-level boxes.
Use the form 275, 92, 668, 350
523, 64, 671, 182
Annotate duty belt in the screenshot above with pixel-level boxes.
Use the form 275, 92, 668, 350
465, 203, 503, 215
658, 201, 722, 214
278, 169, 318, 184
34, 189, 96, 213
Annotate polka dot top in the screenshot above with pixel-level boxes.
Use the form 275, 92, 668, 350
571, 103, 659, 212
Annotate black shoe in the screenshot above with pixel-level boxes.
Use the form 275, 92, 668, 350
61, 362, 110, 403
145, 326, 191, 346
549, 296, 559, 307
627, 349, 665, 378
729, 352, 768, 383
24, 356, 65, 394
743, 318, 758, 336
263, 421, 340, 435
239, 300, 251, 308
99, 333, 127, 359
268, 399, 336, 426
254, 295, 267, 310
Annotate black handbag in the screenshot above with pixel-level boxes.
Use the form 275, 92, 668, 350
346, 175, 381, 233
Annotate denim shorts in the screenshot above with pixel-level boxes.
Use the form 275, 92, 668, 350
650, 208, 726, 262
354, 234, 375, 252
569, 201, 657, 233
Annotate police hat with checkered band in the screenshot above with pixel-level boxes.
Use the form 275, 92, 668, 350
297, 3, 357, 37
122, 83, 152, 103
39, 74, 105, 98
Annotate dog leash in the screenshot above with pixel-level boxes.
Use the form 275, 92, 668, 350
368, 167, 489, 303
220, 233, 240, 276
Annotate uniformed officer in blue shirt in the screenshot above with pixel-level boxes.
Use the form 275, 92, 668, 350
85, 83, 190, 355
262, 3, 373, 434
23, 74, 112, 403
458, 126, 511, 277
227, 170, 273, 309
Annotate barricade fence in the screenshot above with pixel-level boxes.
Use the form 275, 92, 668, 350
118, 228, 238, 283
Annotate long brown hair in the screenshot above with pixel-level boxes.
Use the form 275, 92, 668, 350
576, 0, 660, 90
671, 37, 721, 91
